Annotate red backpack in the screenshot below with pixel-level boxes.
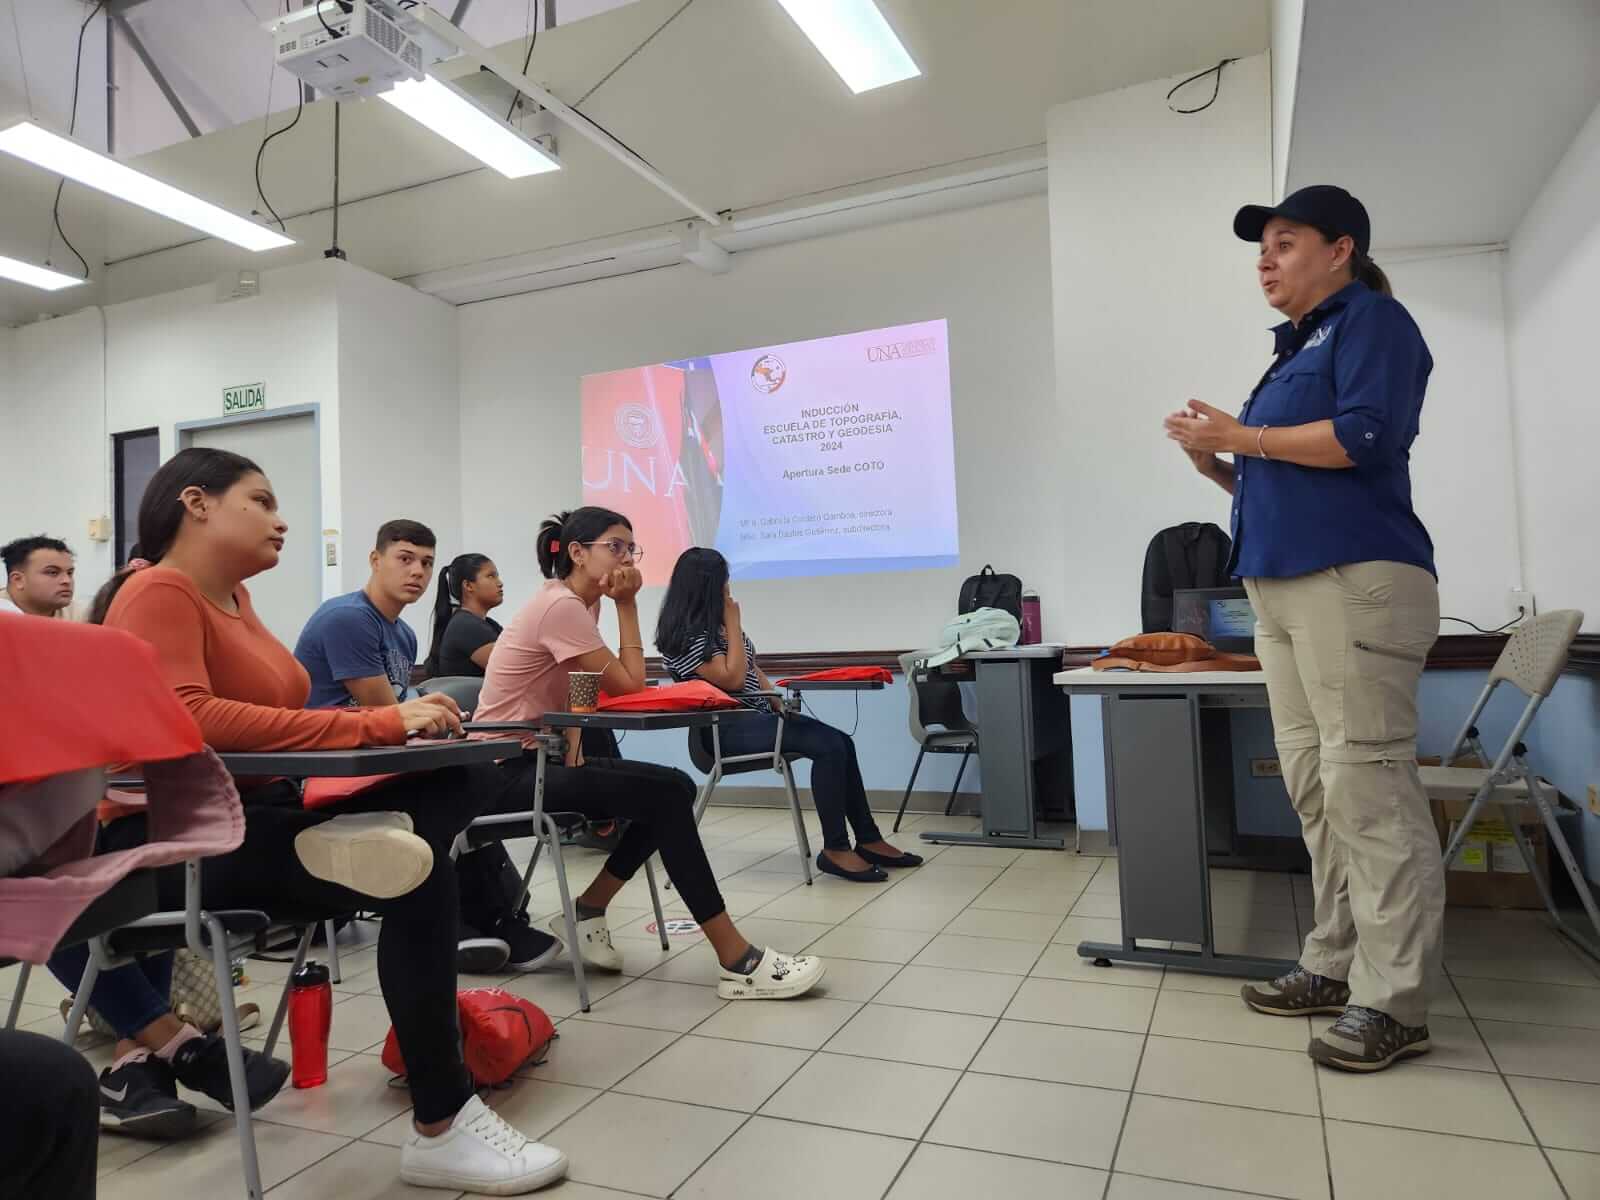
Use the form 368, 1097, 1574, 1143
382, 988, 555, 1087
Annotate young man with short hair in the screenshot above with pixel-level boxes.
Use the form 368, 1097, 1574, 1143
1, 536, 76, 619
294, 520, 559, 974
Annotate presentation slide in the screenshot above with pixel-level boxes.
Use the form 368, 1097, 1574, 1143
581, 318, 958, 586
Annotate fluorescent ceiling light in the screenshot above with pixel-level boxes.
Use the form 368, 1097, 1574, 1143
777, 0, 920, 94
0, 254, 85, 291
0, 121, 293, 253
380, 75, 561, 179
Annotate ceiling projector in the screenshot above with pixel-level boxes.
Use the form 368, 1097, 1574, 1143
272, 1, 449, 100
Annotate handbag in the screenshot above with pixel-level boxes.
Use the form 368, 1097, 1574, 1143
382, 987, 556, 1087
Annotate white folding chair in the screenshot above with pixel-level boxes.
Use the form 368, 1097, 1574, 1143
1430, 609, 1598, 961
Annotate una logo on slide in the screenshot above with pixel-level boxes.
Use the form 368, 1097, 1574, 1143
750, 354, 787, 394
614, 404, 661, 449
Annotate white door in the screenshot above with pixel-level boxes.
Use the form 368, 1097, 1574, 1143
186, 413, 321, 648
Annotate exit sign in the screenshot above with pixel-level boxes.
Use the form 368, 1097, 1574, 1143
223, 382, 265, 416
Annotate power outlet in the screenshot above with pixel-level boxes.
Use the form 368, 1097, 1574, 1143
1509, 588, 1536, 622
1589, 784, 1600, 818
1251, 757, 1282, 778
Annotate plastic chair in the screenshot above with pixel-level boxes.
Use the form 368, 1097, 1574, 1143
892, 651, 979, 833
1429, 609, 1599, 961
686, 704, 813, 885
418, 675, 483, 712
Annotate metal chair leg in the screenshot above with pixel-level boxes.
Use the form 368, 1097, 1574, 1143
780, 759, 812, 885
323, 919, 342, 984
893, 747, 927, 833
262, 925, 315, 1059
644, 861, 670, 950
5, 962, 32, 1030
945, 748, 973, 816
204, 912, 264, 1200
61, 949, 99, 1045
545, 815, 590, 1013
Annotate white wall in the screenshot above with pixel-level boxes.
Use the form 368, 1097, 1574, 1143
1270, 0, 1304, 201
457, 193, 1066, 652
1505, 97, 1600, 632
334, 264, 463, 654
1049, 53, 1273, 643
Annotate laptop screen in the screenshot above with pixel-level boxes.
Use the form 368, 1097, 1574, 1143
1172, 587, 1256, 653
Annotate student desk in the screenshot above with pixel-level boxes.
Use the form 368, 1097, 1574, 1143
921, 645, 1074, 851
1053, 668, 1295, 979
217, 737, 524, 777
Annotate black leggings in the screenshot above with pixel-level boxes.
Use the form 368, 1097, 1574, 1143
0, 1030, 98, 1199
494, 753, 728, 924
104, 765, 501, 1125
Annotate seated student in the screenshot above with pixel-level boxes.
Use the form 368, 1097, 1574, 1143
474, 508, 826, 999
92, 447, 567, 1194
658, 548, 921, 882
1, 534, 76, 618
0, 1030, 100, 1198
424, 553, 505, 678
294, 526, 559, 975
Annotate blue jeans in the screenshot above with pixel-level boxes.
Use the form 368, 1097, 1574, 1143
47, 945, 174, 1041
718, 712, 884, 851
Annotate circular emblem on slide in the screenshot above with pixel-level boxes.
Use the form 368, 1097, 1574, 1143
614, 403, 660, 448
750, 354, 787, 394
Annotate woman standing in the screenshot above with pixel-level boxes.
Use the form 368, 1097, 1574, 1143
1164, 185, 1444, 1073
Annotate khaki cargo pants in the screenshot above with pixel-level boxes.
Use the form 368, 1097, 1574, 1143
1244, 561, 1444, 1027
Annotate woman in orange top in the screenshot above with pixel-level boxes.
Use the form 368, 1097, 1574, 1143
90, 448, 568, 1195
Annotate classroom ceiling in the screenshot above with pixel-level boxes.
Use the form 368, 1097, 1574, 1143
0, 0, 1269, 326
1285, 0, 1600, 250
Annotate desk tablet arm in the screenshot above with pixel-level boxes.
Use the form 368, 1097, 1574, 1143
460, 722, 565, 756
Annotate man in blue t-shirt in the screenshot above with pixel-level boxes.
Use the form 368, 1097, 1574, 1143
295, 520, 431, 708
293, 519, 560, 975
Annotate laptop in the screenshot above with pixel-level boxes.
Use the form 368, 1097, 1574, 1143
1172, 586, 1256, 653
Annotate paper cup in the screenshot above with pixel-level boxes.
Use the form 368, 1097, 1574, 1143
567, 671, 602, 713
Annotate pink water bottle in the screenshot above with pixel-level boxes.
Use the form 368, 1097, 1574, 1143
287, 961, 332, 1088
1020, 590, 1042, 645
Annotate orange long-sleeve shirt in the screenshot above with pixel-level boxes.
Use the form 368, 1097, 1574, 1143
105, 567, 405, 752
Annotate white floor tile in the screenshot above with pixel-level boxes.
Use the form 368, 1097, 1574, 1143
887, 1143, 1106, 1199
1325, 1118, 1563, 1199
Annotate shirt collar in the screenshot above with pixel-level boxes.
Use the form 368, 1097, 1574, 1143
1270, 279, 1366, 355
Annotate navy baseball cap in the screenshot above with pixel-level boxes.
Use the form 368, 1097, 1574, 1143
1234, 185, 1371, 257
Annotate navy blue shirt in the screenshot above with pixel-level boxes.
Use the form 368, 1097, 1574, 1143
1228, 280, 1436, 580
294, 590, 418, 709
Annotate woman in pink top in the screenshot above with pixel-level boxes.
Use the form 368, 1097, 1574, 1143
477, 507, 825, 1001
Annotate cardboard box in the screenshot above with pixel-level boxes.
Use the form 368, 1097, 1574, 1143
1431, 795, 1550, 909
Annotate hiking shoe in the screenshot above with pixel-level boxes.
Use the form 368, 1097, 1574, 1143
294, 812, 433, 900
401, 1093, 568, 1194
458, 917, 512, 975
546, 912, 623, 972
1308, 1005, 1430, 1072
98, 1051, 198, 1140
171, 1032, 290, 1111
717, 948, 826, 1000
492, 912, 561, 971
1241, 967, 1351, 1016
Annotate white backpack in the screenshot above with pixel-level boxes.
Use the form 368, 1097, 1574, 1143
920, 607, 1021, 668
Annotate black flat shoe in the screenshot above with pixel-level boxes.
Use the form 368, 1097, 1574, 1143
857, 847, 923, 869
816, 852, 887, 882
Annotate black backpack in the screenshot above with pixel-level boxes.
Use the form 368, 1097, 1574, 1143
1140, 523, 1233, 633
959, 565, 1023, 621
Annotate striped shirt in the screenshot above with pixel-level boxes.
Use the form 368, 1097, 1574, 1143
662, 629, 766, 710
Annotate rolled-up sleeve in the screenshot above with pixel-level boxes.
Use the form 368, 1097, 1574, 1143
1331, 301, 1428, 467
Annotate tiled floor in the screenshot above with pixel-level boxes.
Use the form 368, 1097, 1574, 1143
9, 804, 1600, 1199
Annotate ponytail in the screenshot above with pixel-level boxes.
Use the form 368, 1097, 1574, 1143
89, 448, 260, 625
537, 507, 630, 580
423, 552, 491, 676
1351, 248, 1392, 297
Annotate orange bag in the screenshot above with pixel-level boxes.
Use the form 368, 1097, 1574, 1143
301, 774, 401, 810
774, 667, 893, 686
596, 681, 741, 712
382, 987, 555, 1087
1093, 632, 1259, 673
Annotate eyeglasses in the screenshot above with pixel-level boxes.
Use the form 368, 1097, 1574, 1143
582, 538, 644, 563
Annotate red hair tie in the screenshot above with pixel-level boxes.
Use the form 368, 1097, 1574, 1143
549, 539, 561, 554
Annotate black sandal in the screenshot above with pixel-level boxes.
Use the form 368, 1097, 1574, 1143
816, 851, 887, 882
857, 846, 923, 869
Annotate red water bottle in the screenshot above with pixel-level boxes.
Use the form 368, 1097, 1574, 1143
287, 961, 333, 1088
1020, 590, 1042, 645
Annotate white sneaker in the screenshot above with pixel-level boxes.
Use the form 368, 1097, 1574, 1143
294, 812, 433, 900
545, 912, 623, 972
717, 948, 826, 1000
400, 1094, 568, 1194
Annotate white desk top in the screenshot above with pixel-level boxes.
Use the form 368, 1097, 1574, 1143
1055, 667, 1268, 688
967, 644, 1066, 660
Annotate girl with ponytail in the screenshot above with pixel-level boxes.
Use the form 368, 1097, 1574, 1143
423, 553, 504, 677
